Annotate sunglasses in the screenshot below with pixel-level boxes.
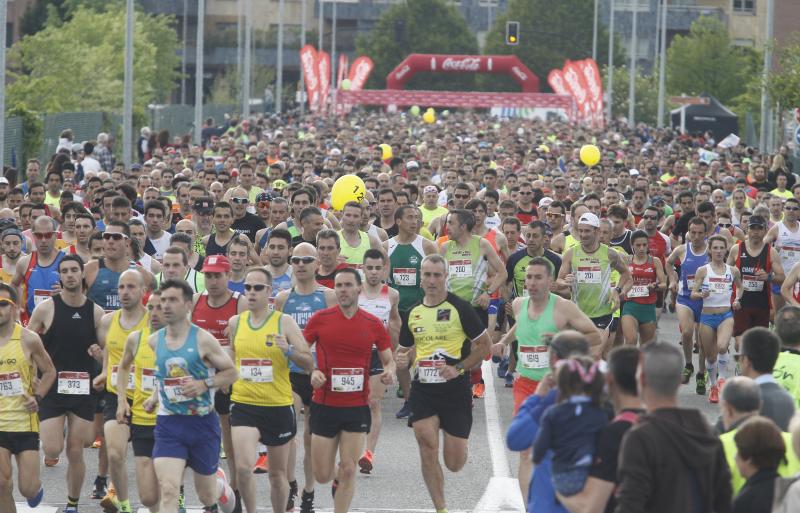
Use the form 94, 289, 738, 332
102, 232, 129, 241
291, 256, 317, 265
554, 185, 567, 189
454, 194, 469, 199
546, 212, 564, 217
0, 298, 14, 308
231, 197, 248, 204
786, 206, 800, 211
219, 179, 230, 184
244, 284, 269, 292
643, 215, 659, 220
257, 201, 270, 209
718, 223, 732, 228
34, 232, 55, 240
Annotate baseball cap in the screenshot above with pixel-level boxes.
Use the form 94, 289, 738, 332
272, 179, 288, 190
423, 185, 438, 194
193, 198, 214, 213
256, 192, 273, 203
539, 197, 554, 208
629, 169, 640, 176
1, 227, 23, 241
406, 160, 420, 170
722, 176, 736, 184
578, 213, 600, 228
0, 177, 8, 185
201, 255, 231, 273
748, 215, 767, 228
130, 163, 142, 171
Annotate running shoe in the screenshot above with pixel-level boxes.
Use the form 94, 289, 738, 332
717, 376, 726, 391
178, 491, 187, 513
91, 477, 107, 500
395, 401, 411, 419
286, 481, 297, 512
26, 487, 44, 508
232, 490, 242, 513
504, 373, 514, 388
695, 372, 707, 396
472, 383, 486, 399
63, 506, 79, 513
300, 490, 315, 513
91, 437, 102, 449
709, 384, 720, 404
681, 365, 694, 385
358, 450, 374, 474
253, 453, 269, 474
45, 456, 60, 467
99, 490, 119, 513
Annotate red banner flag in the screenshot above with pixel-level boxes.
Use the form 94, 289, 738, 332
348, 56, 374, 91
337, 54, 349, 88
562, 60, 591, 123
317, 51, 331, 112
299, 45, 319, 111
578, 59, 604, 127
547, 68, 570, 97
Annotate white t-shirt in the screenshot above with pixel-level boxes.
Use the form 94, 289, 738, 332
148, 231, 171, 261
485, 214, 501, 230
82, 157, 101, 174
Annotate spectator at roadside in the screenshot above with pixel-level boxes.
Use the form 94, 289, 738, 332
732, 416, 786, 513
774, 305, 800, 408
739, 327, 796, 430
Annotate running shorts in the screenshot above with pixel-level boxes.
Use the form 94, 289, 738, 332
677, 295, 703, 323
408, 375, 472, 439
0, 431, 39, 454
153, 413, 220, 476
309, 403, 370, 438
230, 403, 296, 446
621, 301, 657, 325
700, 310, 734, 330
130, 423, 155, 458
733, 307, 770, 336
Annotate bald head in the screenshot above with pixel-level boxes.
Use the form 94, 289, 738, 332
120, 268, 144, 287
175, 219, 194, 232
0, 208, 14, 220
292, 242, 318, 258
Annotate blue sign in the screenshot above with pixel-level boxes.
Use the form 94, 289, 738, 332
795, 126, 800, 146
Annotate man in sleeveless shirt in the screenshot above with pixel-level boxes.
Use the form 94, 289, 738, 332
12, 216, 65, 322
384, 205, 438, 418
493, 257, 600, 499
93, 270, 149, 513
0, 228, 24, 285
228, 268, 313, 513
273, 243, 337, 513
0, 282, 56, 513
204, 202, 237, 257
316, 229, 348, 289
142, 279, 238, 513
192, 254, 246, 499
765, 197, 800, 311
113, 291, 165, 513
357, 249, 401, 474
262, 229, 293, 309
338, 202, 381, 273
28, 255, 105, 512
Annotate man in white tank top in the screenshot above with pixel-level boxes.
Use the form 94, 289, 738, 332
765, 197, 800, 310
356, 249, 400, 475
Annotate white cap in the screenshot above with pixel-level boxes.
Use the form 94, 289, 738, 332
578, 212, 600, 228
329, 148, 342, 156
538, 197, 554, 208
406, 160, 420, 169
629, 168, 640, 176
0, 177, 8, 185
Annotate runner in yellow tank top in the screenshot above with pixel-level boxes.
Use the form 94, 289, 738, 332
338, 202, 381, 270
114, 291, 162, 513
228, 268, 314, 513
0, 284, 56, 512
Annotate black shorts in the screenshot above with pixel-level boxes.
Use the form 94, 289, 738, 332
734, 307, 771, 337
103, 392, 133, 424
309, 403, 371, 438
130, 424, 155, 458
608, 316, 620, 333
39, 393, 97, 422
0, 431, 39, 455
95, 394, 106, 414
655, 290, 665, 309
590, 314, 614, 330
369, 349, 383, 376
230, 403, 297, 446
408, 375, 472, 439
215, 389, 232, 415
290, 372, 313, 407
473, 306, 489, 330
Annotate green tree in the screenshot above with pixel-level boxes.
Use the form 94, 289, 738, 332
209, 66, 277, 106
768, 35, 800, 109
666, 16, 760, 105
20, 0, 120, 36
483, 0, 623, 92
356, 0, 479, 90
602, 65, 659, 126
7, 5, 180, 114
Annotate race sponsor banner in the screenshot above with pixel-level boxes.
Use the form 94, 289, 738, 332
348, 56, 374, 91
299, 45, 320, 111
547, 68, 570, 97
337, 53, 349, 88
318, 50, 331, 113
562, 60, 590, 123
578, 58, 604, 127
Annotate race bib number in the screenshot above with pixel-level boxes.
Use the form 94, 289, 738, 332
686, 275, 695, 290
576, 266, 601, 284
33, 289, 52, 307
111, 365, 135, 390
519, 346, 549, 370
742, 277, 764, 292
331, 368, 364, 392
163, 376, 193, 403
57, 371, 90, 395
709, 278, 730, 294
240, 359, 274, 383
0, 372, 23, 397
392, 268, 417, 287
627, 285, 649, 298
449, 259, 473, 278
141, 368, 157, 392
417, 359, 446, 384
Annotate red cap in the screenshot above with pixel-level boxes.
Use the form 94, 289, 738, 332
201, 255, 231, 273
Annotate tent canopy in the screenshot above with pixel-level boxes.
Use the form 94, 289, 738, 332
670, 94, 738, 140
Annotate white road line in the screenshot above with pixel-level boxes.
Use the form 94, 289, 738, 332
13, 505, 57, 513
473, 359, 525, 513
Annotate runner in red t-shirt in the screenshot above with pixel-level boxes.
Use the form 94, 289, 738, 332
303, 268, 395, 513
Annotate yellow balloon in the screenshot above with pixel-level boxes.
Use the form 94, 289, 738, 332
423, 111, 436, 124
379, 143, 393, 161
580, 144, 601, 167
331, 174, 367, 211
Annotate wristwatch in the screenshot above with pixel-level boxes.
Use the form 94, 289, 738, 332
454, 362, 465, 375
614, 286, 623, 294
203, 377, 215, 389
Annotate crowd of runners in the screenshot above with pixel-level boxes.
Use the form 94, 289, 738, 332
1, 113, 800, 513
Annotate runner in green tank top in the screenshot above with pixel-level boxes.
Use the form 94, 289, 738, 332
557, 213, 632, 330
384, 206, 439, 313
490, 256, 602, 501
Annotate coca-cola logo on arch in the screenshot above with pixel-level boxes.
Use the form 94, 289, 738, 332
442, 57, 481, 71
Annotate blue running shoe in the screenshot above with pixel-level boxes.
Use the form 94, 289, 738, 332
27, 487, 44, 508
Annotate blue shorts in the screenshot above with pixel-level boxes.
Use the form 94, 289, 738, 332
677, 295, 703, 323
488, 298, 503, 315
700, 310, 733, 330
772, 283, 781, 295
153, 413, 220, 475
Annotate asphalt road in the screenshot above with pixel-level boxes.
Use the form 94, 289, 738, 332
12, 311, 720, 513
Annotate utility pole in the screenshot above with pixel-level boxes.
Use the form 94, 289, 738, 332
194, 0, 205, 146
656, 0, 667, 128
123, 0, 134, 167
592, 0, 598, 62
300, 0, 306, 115
759, 0, 775, 152
181, 0, 188, 104
628, 1, 638, 127
318, 0, 324, 51
242, 0, 252, 118
330, 0, 337, 113
276, 0, 285, 113
0, 0, 7, 169
606, 0, 615, 124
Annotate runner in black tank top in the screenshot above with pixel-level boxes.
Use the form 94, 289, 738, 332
732, 233, 774, 338
205, 232, 233, 256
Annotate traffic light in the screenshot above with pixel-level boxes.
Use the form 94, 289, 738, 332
506, 21, 519, 46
